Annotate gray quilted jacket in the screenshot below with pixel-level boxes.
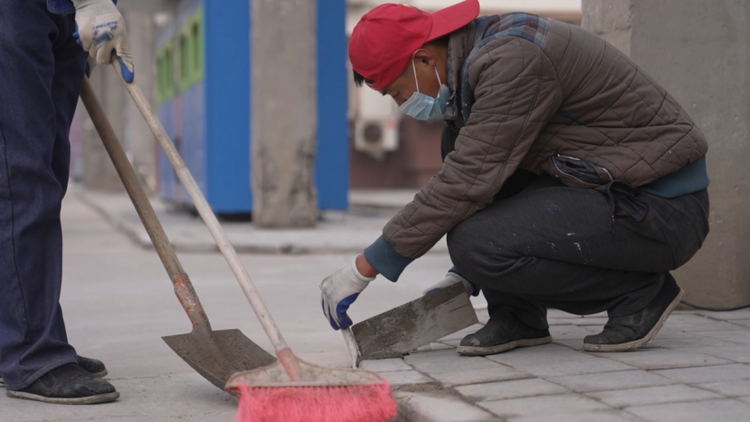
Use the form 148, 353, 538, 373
364, 13, 708, 281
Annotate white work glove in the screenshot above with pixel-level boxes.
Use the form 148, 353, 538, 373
423, 272, 477, 296
320, 257, 375, 330
72, 0, 134, 83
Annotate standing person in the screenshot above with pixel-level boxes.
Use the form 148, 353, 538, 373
0, 0, 134, 404
320, 0, 709, 356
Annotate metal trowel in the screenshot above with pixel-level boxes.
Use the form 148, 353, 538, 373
343, 283, 478, 367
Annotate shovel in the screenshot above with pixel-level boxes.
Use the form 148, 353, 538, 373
79, 77, 276, 391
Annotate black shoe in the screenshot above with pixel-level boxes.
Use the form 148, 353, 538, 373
76, 355, 107, 378
6, 363, 119, 404
0, 355, 106, 387
457, 312, 552, 356
584, 277, 684, 352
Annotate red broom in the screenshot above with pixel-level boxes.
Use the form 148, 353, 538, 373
227, 347, 397, 422
108, 56, 397, 422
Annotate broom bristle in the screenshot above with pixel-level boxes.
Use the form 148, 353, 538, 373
236, 382, 398, 422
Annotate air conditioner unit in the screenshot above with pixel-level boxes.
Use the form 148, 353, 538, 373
353, 80, 400, 159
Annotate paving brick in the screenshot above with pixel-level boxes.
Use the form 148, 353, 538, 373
698, 329, 750, 345
740, 396, 750, 405
360, 358, 413, 373
673, 346, 750, 363
549, 324, 599, 341
653, 363, 750, 384
626, 399, 750, 422
380, 370, 435, 387
396, 391, 502, 422
663, 314, 745, 332
478, 393, 610, 418
548, 370, 674, 393
455, 378, 569, 401
650, 336, 741, 349
589, 347, 731, 370
587, 384, 722, 407
698, 380, 750, 397
729, 319, 750, 328
646, 324, 694, 339
405, 349, 531, 386
553, 338, 586, 350
486, 343, 635, 377
696, 310, 750, 320
509, 410, 645, 422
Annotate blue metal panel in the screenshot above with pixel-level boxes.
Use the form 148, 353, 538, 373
317, 0, 349, 210
203, 0, 252, 213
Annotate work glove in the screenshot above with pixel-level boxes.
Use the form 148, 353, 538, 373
422, 272, 479, 296
72, 0, 135, 83
320, 257, 375, 330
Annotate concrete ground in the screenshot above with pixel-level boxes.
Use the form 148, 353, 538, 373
2, 187, 749, 422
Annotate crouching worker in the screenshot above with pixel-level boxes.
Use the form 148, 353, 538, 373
320, 0, 709, 356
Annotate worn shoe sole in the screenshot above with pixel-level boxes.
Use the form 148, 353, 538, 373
457, 336, 552, 356
583, 288, 684, 352
6, 390, 119, 405
0, 370, 106, 387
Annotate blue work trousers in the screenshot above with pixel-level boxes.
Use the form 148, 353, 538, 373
0, 0, 86, 390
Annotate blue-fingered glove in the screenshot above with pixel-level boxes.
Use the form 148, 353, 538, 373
423, 272, 478, 296
320, 258, 375, 330
72, 0, 134, 83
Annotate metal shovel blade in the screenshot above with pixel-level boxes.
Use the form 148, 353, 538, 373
163, 328, 276, 391
350, 283, 478, 362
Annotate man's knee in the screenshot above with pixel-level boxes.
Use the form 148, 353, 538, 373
447, 221, 515, 284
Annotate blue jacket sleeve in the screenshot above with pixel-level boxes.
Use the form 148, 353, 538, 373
363, 235, 415, 282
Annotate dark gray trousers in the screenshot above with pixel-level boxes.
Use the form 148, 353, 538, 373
443, 135, 709, 330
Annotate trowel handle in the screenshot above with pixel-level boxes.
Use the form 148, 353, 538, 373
80, 77, 211, 331
110, 60, 295, 361
342, 328, 361, 369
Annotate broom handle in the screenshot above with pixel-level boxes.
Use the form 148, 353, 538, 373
110, 63, 301, 378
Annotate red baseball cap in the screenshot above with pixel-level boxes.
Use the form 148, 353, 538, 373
349, 0, 480, 90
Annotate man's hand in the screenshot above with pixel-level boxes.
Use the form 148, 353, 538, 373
72, 0, 134, 83
320, 257, 376, 330
423, 272, 478, 296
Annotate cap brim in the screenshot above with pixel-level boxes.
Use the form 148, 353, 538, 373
426, 0, 480, 42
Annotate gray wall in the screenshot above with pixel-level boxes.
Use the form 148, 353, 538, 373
583, 0, 750, 309
79, 63, 126, 192
77, 5, 165, 193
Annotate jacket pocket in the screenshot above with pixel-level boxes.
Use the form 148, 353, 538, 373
549, 154, 613, 189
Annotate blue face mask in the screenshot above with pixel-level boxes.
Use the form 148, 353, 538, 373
399, 61, 450, 121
